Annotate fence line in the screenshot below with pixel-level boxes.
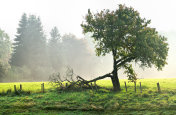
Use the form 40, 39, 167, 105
0, 82, 163, 94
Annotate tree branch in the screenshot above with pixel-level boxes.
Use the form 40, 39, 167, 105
117, 56, 135, 69
115, 57, 127, 65
87, 73, 112, 83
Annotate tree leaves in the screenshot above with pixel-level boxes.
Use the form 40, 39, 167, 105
81, 4, 169, 80
123, 64, 137, 82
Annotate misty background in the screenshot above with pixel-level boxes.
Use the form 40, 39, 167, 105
0, 0, 176, 82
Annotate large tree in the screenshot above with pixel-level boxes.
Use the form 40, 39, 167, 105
81, 4, 169, 91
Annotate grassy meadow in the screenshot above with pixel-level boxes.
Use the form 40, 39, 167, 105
1, 78, 176, 114
0, 82, 53, 93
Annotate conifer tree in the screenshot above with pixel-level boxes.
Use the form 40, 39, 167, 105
11, 13, 27, 66
48, 26, 62, 70
11, 14, 47, 68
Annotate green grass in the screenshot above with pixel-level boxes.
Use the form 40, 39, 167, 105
1, 78, 176, 114
0, 82, 53, 93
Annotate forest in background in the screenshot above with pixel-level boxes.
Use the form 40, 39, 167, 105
0, 13, 105, 82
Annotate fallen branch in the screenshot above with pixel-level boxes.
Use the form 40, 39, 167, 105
87, 73, 112, 83
49, 67, 113, 91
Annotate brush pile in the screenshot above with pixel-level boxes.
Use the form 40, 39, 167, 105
49, 67, 99, 91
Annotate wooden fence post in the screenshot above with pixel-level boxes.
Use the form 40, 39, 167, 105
134, 82, 136, 92
140, 82, 142, 93
94, 81, 98, 91
41, 83, 44, 93
124, 81, 127, 92
20, 84, 22, 91
14, 85, 17, 93
157, 82, 161, 93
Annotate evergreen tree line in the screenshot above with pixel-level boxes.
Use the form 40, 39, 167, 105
0, 13, 102, 82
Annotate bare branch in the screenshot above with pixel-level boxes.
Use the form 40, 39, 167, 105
87, 73, 112, 83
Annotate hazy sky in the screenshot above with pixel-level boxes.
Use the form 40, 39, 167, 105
0, 0, 176, 78
1, 0, 176, 38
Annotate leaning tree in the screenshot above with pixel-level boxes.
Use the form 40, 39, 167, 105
81, 4, 169, 91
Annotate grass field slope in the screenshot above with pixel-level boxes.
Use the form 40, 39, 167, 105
0, 78, 176, 115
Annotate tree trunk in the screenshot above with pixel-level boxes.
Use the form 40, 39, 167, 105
111, 57, 121, 91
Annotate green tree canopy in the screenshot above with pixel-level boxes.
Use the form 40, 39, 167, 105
81, 4, 169, 91
0, 29, 12, 67
0, 29, 12, 81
